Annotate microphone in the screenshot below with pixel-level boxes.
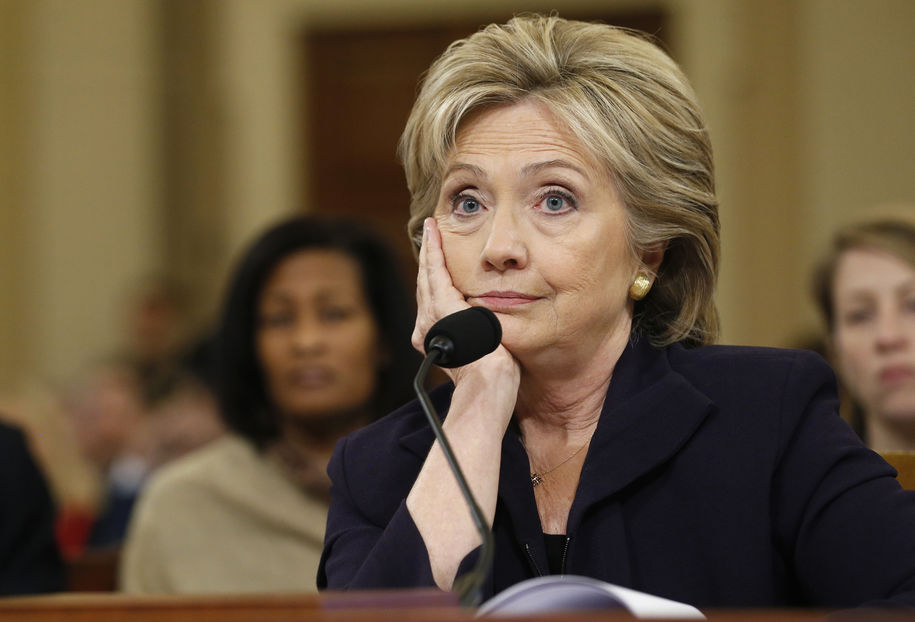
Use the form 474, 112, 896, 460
413, 307, 501, 607
423, 307, 502, 368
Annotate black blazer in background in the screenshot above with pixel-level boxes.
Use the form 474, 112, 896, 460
319, 338, 915, 609
0, 420, 64, 595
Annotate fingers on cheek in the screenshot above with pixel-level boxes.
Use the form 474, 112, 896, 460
418, 228, 430, 270
416, 248, 432, 301
415, 271, 426, 301
429, 233, 445, 268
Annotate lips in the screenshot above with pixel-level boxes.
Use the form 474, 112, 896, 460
287, 367, 335, 389
471, 291, 540, 309
879, 365, 915, 386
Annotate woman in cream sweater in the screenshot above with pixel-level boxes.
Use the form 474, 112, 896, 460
120, 216, 418, 593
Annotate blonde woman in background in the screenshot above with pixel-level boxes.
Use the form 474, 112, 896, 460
813, 208, 915, 451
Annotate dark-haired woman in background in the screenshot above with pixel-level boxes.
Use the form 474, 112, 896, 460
120, 215, 418, 593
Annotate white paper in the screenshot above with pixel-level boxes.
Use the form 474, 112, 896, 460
476, 575, 705, 619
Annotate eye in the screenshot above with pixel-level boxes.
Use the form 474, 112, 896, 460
452, 193, 484, 216
842, 308, 874, 326
537, 189, 576, 214
259, 311, 294, 328
544, 195, 566, 212
320, 306, 354, 323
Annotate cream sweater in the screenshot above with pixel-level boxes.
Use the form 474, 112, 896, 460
120, 434, 326, 593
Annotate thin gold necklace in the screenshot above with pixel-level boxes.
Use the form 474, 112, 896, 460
528, 439, 590, 487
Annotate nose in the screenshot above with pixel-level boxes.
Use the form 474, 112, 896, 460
291, 315, 327, 355
874, 307, 908, 353
481, 207, 528, 272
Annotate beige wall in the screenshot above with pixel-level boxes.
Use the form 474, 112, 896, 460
0, 0, 913, 394
0, 0, 30, 391
675, 0, 805, 346
1, 0, 162, 392
799, 0, 915, 265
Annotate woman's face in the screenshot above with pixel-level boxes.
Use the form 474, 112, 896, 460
256, 249, 380, 422
832, 247, 915, 422
434, 99, 647, 364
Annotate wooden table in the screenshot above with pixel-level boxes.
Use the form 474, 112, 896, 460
0, 591, 908, 622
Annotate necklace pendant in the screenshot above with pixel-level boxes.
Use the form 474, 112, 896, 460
530, 473, 543, 487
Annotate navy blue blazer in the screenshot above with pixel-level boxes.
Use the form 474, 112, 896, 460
318, 338, 915, 608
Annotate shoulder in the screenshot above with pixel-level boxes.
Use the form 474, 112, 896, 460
668, 343, 830, 373
0, 420, 47, 496
123, 435, 326, 592
0, 419, 53, 509
666, 343, 836, 394
136, 434, 327, 527
125, 432, 324, 550
0, 419, 24, 445
0, 420, 28, 464
148, 435, 255, 490
135, 435, 262, 518
659, 344, 844, 452
653, 343, 842, 446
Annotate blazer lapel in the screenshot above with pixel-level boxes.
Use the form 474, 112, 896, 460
568, 339, 715, 530
394, 340, 715, 570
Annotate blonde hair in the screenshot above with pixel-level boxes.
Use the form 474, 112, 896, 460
813, 209, 915, 332
399, 14, 719, 347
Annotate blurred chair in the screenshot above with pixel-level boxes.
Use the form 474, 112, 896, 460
66, 549, 120, 592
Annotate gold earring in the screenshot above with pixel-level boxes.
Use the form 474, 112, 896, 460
629, 273, 652, 301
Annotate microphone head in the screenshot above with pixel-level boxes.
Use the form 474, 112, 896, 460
424, 307, 502, 368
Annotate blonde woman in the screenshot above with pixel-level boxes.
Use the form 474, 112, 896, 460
319, 15, 915, 609
813, 211, 915, 451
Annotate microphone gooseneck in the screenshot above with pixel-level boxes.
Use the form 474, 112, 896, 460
414, 307, 501, 607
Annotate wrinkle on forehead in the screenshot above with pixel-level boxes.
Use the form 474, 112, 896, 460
447, 100, 602, 182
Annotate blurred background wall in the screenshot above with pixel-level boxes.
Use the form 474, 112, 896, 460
1, 0, 913, 396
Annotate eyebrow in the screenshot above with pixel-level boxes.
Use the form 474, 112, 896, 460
840, 279, 915, 300
443, 159, 588, 180
521, 159, 589, 179
443, 163, 487, 179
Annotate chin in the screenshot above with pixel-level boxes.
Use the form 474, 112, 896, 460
494, 319, 533, 352
882, 392, 915, 423
498, 333, 551, 363
284, 395, 351, 419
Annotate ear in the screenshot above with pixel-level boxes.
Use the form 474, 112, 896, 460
639, 241, 667, 278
